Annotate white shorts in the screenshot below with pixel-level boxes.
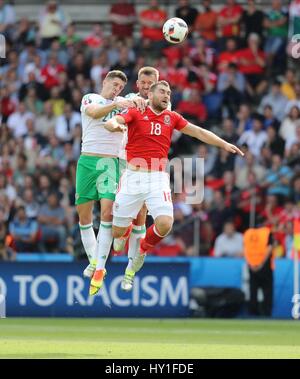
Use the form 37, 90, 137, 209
113, 169, 173, 227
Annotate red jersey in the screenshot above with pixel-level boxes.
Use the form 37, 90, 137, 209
120, 106, 188, 170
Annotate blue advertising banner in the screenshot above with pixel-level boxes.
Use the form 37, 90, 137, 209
0, 261, 190, 317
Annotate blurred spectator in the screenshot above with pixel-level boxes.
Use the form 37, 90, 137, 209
281, 69, 297, 100
263, 0, 288, 76
84, 24, 104, 51
236, 103, 253, 135
259, 80, 289, 122
217, 62, 246, 118
39, 0, 70, 50
139, 0, 167, 51
7, 102, 34, 138
36, 174, 52, 204
35, 100, 56, 138
38, 192, 67, 252
13, 18, 36, 49
109, 0, 136, 41
238, 170, 264, 228
262, 104, 280, 131
23, 87, 44, 115
220, 170, 239, 209
0, 0, 16, 39
19, 69, 47, 102
67, 52, 89, 81
46, 38, 69, 67
217, 38, 238, 72
90, 52, 110, 93
262, 154, 293, 199
111, 46, 135, 83
236, 33, 267, 101
41, 53, 65, 90
279, 105, 300, 141
59, 23, 81, 49
238, 113, 267, 157
194, 0, 218, 44
190, 38, 215, 69
175, 0, 198, 30
209, 190, 236, 235
242, 0, 265, 43
0, 86, 16, 123
220, 117, 239, 144
176, 88, 207, 123
49, 86, 65, 116
192, 143, 217, 178
217, 0, 244, 49
55, 103, 81, 143
210, 148, 235, 179
235, 151, 266, 190
9, 206, 38, 252
213, 221, 243, 257
284, 82, 300, 115
22, 188, 40, 220
285, 124, 300, 158
264, 125, 285, 157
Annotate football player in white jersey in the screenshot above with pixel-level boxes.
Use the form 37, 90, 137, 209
76, 70, 137, 294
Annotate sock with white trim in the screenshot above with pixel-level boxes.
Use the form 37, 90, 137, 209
127, 224, 146, 271
96, 221, 113, 270
79, 223, 97, 264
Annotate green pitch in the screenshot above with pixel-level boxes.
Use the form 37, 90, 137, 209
0, 318, 300, 359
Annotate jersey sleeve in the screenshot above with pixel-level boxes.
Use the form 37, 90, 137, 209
172, 111, 189, 131
117, 107, 136, 125
80, 93, 106, 114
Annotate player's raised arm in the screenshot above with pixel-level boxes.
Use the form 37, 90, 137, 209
104, 115, 127, 133
84, 98, 136, 119
181, 122, 244, 156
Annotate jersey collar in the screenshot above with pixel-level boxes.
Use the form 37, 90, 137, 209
149, 106, 167, 116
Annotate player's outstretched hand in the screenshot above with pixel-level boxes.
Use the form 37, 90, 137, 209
116, 99, 137, 109
224, 143, 244, 156
132, 96, 147, 113
105, 123, 127, 133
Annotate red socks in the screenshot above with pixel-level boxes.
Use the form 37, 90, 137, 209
141, 224, 164, 253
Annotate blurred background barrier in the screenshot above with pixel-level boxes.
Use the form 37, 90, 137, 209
0, 257, 298, 318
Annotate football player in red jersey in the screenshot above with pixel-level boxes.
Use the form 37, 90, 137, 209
89, 80, 244, 294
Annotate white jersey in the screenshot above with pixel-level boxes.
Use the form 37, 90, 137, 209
80, 93, 125, 156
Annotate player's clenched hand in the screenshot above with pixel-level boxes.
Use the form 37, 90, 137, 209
104, 122, 127, 133
115, 99, 136, 109
224, 143, 244, 156
132, 96, 147, 113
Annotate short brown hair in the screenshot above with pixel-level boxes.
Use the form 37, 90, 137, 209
149, 80, 170, 93
138, 66, 159, 81
105, 70, 127, 83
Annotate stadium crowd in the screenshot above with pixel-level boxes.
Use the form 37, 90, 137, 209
0, 0, 300, 261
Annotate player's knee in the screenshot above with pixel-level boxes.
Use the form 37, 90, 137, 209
100, 209, 113, 222
155, 216, 173, 237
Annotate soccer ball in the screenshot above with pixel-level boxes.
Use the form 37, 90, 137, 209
163, 17, 188, 44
